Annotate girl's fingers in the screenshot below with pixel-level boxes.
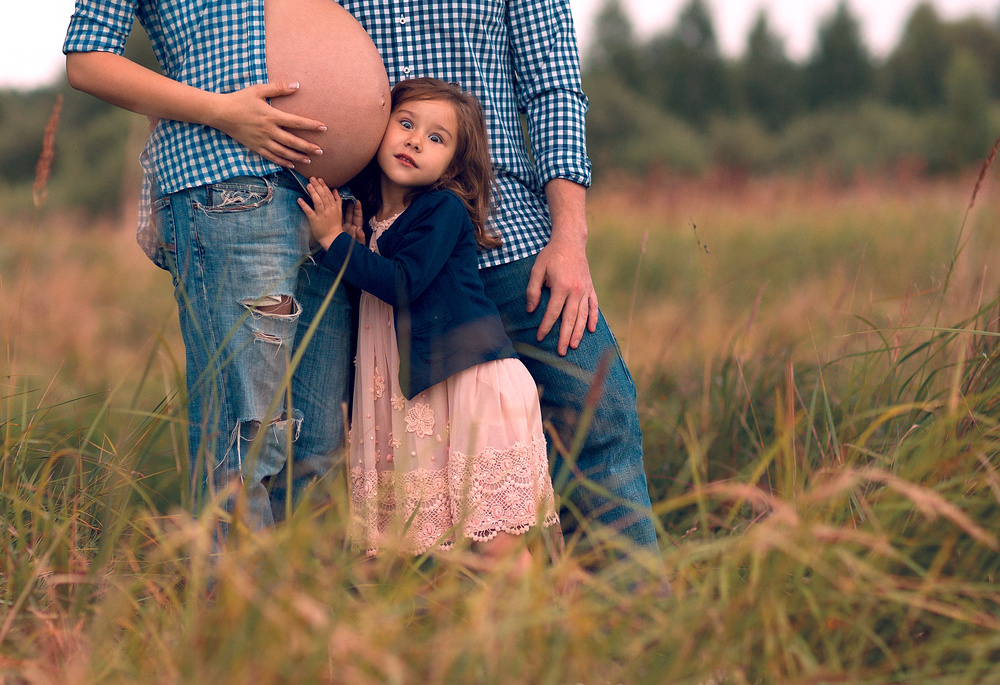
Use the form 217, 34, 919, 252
297, 196, 315, 217
307, 177, 328, 197
306, 182, 323, 207
310, 179, 335, 209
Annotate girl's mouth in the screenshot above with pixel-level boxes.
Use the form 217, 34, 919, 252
396, 154, 416, 167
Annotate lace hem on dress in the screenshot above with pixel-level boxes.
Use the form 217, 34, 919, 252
351, 436, 558, 556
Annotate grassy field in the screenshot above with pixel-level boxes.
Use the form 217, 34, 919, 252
3, 165, 1000, 683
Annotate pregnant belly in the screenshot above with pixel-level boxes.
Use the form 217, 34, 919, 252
265, 0, 390, 187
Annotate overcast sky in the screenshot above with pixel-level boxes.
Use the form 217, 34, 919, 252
3, 0, 999, 90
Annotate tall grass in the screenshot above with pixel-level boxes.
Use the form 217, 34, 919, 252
3, 155, 1000, 681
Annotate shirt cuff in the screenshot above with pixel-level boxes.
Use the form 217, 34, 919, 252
62, 11, 131, 55
536, 150, 592, 189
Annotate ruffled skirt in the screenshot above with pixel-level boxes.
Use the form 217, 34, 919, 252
349, 292, 559, 555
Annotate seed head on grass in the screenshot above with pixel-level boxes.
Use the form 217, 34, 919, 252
938, 133, 1000, 321
967, 133, 1000, 212
33, 94, 63, 209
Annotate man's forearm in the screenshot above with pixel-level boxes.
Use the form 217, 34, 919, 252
544, 178, 588, 249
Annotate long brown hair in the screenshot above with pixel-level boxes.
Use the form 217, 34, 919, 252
356, 78, 500, 249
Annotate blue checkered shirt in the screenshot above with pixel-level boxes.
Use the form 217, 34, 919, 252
339, 0, 592, 268
64, 0, 592, 269
63, 0, 281, 258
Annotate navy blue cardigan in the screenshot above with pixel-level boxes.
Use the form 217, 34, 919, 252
318, 190, 517, 399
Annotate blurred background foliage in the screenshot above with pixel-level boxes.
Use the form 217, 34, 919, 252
0, 20, 159, 215
582, 0, 1000, 180
4, 0, 1000, 215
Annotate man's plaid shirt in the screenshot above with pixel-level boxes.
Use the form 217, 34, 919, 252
340, 0, 592, 267
64, 0, 592, 269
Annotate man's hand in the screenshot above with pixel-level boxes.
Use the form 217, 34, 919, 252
298, 177, 346, 250
213, 82, 327, 168
526, 179, 599, 356
527, 234, 599, 356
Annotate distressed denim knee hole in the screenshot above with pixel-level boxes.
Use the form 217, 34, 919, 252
241, 294, 300, 318
224, 413, 304, 475
241, 295, 301, 349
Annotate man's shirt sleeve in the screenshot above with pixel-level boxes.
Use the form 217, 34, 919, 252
508, 0, 592, 189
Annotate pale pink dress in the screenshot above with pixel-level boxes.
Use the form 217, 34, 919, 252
349, 213, 560, 555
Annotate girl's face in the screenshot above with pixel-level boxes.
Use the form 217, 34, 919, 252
377, 98, 458, 192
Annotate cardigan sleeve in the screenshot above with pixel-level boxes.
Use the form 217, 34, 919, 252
319, 192, 468, 307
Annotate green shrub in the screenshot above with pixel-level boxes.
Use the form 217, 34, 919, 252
584, 75, 707, 176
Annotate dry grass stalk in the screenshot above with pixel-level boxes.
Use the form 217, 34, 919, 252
33, 94, 63, 209
624, 228, 649, 362
967, 133, 1000, 212
863, 468, 998, 551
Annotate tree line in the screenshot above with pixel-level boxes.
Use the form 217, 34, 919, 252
584, 0, 1000, 179
3, 0, 1000, 215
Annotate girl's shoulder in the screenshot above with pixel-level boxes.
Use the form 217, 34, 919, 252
409, 188, 465, 213
401, 190, 472, 227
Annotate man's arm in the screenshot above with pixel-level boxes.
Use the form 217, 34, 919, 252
507, 0, 596, 355
526, 178, 599, 356
66, 51, 326, 168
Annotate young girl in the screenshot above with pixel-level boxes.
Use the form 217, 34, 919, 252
299, 78, 559, 567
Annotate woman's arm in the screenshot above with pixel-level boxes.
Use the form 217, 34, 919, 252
66, 50, 327, 168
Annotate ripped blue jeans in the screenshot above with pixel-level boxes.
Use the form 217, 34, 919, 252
151, 171, 353, 530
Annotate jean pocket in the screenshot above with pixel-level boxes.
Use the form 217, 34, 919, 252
149, 194, 177, 271
195, 177, 274, 213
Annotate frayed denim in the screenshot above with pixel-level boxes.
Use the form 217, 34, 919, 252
152, 171, 353, 530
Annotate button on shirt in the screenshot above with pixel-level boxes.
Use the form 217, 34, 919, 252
339, 0, 592, 268
63, 0, 281, 260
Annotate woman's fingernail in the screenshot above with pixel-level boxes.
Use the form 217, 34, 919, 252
318, 125, 328, 132
313, 148, 323, 156
290, 81, 300, 89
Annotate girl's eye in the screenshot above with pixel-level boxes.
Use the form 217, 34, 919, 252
400, 119, 413, 129
429, 134, 442, 144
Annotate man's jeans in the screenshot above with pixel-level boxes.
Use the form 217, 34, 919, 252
151, 171, 353, 530
479, 253, 660, 558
